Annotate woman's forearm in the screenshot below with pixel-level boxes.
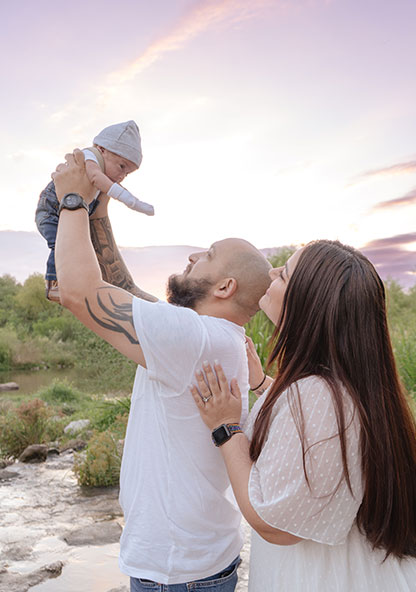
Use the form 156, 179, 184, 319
220, 433, 302, 546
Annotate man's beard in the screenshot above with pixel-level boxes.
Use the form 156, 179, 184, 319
166, 274, 214, 309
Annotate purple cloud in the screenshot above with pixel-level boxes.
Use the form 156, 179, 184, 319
371, 188, 416, 211
361, 233, 416, 289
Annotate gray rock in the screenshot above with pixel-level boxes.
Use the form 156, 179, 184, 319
0, 561, 63, 592
47, 447, 60, 456
64, 419, 90, 434
60, 438, 87, 452
19, 444, 48, 463
0, 468, 20, 481
0, 382, 19, 391
2, 542, 33, 561
63, 521, 122, 546
0, 458, 14, 469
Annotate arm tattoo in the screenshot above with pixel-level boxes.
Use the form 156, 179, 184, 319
90, 215, 157, 302
85, 291, 139, 345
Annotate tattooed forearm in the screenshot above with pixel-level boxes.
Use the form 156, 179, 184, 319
85, 291, 139, 345
89, 216, 157, 302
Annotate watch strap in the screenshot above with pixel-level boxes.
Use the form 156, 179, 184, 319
211, 423, 243, 447
58, 193, 89, 215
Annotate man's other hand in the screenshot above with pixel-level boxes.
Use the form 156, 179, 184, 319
52, 149, 96, 204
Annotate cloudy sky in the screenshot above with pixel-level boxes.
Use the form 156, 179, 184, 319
1, 0, 415, 284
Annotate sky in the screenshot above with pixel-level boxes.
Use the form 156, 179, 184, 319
1, 0, 415, 284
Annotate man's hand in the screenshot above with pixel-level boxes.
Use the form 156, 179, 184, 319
52, 149, 96, 204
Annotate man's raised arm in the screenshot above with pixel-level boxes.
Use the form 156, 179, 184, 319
53, 150, 147, 367
89, 197, 157, 302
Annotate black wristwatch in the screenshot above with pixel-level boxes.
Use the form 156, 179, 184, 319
211, 423, 242, 447
58, 193, 89, 214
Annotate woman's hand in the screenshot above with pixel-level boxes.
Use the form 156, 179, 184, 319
246, 337, 264, 389
190, 362, 242, 430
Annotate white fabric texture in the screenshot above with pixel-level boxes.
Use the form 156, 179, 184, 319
244, 376, 416, 591
82, 149, 100, 200
107, 182, 154, 215
119, 298, 250, 585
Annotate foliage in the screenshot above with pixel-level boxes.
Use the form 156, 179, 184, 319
14, 274, 54, 323
93, 397, 131, 431
73, 430, 122, 487
0, 398, 64, 458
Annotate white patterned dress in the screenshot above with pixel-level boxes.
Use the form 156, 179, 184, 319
244, 376, 416, 591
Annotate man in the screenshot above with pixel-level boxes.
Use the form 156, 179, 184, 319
53, 150, 271, 591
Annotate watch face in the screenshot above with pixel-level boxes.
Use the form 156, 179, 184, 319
212, 424, 231, 447
64, 193, 83, 209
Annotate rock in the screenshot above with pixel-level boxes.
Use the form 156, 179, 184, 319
63, 521, 122, 546
0, 561, 63, 592
107, 587, 129, 592
0, 468, 20, 481
47, 447, 60, 456
0, 382, 19, 391
60, 438, 87, 453
64, 419, 90, 435
2, 542, 33, 561
0, 458, 14, 469
19, 444, 48, 463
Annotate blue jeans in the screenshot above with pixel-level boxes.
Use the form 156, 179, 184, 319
35, 181, 99, 280
130, 556, 241, 592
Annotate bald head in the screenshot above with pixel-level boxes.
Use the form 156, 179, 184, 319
217, 238, 272, 318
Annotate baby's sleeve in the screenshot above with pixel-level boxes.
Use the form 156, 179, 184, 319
82, 148, 100, 165
248, 377, 362, 545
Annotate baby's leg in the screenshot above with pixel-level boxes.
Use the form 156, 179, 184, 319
35, 182, 60, 302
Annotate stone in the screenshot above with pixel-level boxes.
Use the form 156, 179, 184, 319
47, 447, 60, 456
60, 438, 87, 453
19, 444, 48, 463
0, 458, 14, 469
64, 419, 90, 435
0, 382, 19, 391
0, 561, 63, 592
0, 468, 20, 481
63, 521, 122, 546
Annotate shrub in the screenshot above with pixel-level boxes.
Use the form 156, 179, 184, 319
0, 398, 63, 458
73, 430, 122, 487
93, 397, 131, 431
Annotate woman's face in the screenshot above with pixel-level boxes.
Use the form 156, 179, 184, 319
259, 248, 304, 324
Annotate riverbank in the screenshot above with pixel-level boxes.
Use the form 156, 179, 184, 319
0, 452, 250, 591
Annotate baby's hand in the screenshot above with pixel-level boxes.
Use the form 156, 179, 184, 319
52, 150, 96, 204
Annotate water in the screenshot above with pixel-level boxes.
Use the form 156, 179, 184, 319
0, 368, 129, 397
0, 452, 129, 592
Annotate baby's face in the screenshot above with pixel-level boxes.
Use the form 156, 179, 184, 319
101, 149, 137, 184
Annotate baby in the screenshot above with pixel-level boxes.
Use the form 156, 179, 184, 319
35, 120, 154, 302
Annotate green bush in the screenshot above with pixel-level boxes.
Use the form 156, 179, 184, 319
93, 397, 131, 431
73, 430, 122, 487
0, 398, 63, 458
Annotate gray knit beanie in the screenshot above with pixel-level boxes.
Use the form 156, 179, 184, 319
93, 120, 142, 168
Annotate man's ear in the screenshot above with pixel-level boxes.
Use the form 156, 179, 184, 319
213, 277, 237, 300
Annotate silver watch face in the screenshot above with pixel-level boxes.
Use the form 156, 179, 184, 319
63, 193, 83, 209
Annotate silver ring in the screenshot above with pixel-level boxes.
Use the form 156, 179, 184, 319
202, 395, 212, 403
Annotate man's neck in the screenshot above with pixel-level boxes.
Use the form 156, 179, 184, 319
192, 301, 248, 326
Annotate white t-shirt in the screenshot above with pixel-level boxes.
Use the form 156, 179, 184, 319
118, 297, 250, 585
82, 148, 101, 201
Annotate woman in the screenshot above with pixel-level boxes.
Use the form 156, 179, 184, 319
190, 240, 416, 591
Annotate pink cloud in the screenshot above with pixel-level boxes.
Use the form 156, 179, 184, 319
371, 187, 416, 211
108, 0, 276, 85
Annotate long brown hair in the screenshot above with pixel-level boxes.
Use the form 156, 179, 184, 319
250, 240, 416, 558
